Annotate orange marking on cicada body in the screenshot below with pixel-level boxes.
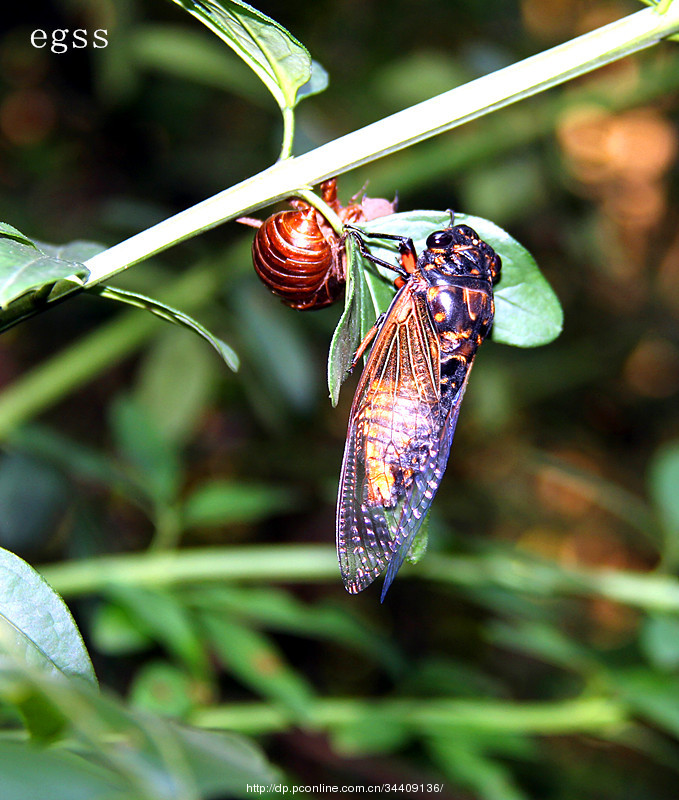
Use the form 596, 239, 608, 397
401, 248, 418, 274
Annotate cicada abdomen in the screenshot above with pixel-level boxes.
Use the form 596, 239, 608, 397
240, 178, 396, 311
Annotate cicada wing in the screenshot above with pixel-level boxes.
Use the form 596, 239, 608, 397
336, 285, 443, 594
337, 434, 393, 593
379, 368, 472, 600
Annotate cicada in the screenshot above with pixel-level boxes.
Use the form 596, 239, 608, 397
336, 216, 501, 599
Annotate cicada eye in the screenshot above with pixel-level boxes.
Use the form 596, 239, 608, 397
426, 229, 454, 249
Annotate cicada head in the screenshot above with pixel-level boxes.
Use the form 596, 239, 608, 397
426, 224, 502, 284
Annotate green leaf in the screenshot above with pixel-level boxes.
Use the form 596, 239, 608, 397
134, 326, 217, 445
488, 620, 598, 673
399, 657, 505, 699
614, 669, 679, 739
648, 441, 679, 558
0, 452, 69, 553
405, 515, 429, 565
0, 739, 129, 800
295, 59, 329, 102
129, 661, 199, 717
184, 585, 404, 674
109, 395, 183, 507
328, 210, 562, 403
0, 662, 278, 797
0, 228, 91, 309
640, 614, 679, 670
183, 480, 297, 528
476, 215, 563, 348
130, 23, 270, 105
168, 0, 313, 111
104, 585, 210, 678
40, 240, 105, 263
93, 284, 239, 371
0, 547, 96, 685
426, 735, 530, 800
201, 612, 315, 721
171, 724, 280, 798
90, 601, 155, 656
10, 689, 68, 743
327, 235, 393, 405
8, 425, 142, 503
0, 222, 36, 246
232, 281, 320, 414
331, 710, 410, 755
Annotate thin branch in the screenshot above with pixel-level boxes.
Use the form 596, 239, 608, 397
191, 695, 627, 736
39, 544, 679, 613
81, 4, 679, 286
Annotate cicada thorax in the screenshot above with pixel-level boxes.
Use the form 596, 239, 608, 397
242, 178, 396, 311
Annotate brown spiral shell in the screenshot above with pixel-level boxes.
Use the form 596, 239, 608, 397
240, 178, 396, 311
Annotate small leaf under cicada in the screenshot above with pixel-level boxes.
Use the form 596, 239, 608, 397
327, 235, 393, 406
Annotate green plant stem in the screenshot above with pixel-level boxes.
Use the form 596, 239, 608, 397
150, 503, 184, 551
0, 266, 218, 439
191, 695, 626, 736
40, 544, 679, 612
295, 187, 344, 235
76, 4, 679, 289
278, 107, 295, 161
359, 53, 679, 196
40, 545, 336, 596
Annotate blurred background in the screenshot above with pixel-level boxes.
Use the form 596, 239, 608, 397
2, 0, 679, 797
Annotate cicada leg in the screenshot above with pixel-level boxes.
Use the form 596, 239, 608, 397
349, 312, 388, 371
343, 225, 418, 280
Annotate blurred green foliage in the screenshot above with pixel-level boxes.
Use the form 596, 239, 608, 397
2, 0, 679, 798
